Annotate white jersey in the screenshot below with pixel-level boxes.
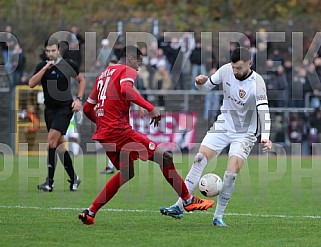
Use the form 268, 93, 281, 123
197, 63, 269, 136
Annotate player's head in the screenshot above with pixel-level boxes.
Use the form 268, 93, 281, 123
230, 47, 252, 80
44, 37, 60, 61
120, 45, 143, 71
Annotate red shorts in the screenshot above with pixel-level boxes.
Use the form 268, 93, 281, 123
96, 129, 157, 170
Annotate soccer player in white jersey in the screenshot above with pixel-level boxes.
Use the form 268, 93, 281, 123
160, 47, 272, 226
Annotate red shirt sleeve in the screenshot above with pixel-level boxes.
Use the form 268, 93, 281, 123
120, 81, 154, 111
83, 79, 98, 123
119, 67, 154, 112
83, 101, 96, 123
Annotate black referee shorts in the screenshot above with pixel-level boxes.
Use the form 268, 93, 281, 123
44, 105, 73, 135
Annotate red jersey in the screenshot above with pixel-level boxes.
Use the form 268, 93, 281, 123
87, 64, 154, 140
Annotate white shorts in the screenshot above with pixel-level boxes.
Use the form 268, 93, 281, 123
201, 130, 257, 160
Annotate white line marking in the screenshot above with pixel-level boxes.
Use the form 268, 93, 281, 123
1, 205, 321, 219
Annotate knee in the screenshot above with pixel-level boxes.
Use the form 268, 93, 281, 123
193, 152, 207, 166
47, 139, 57, 148
47, 135, 59, 148
120, 165, 135, 181
150, 150, 173, 167
162, 151, 173, 166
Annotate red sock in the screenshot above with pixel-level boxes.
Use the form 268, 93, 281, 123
89, 172, 128, 214
161, 163, 190, 201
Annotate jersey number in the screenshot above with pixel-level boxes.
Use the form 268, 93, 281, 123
97, 77, 110, 106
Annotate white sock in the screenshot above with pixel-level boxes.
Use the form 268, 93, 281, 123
107, 160, 114, 169
176, 153, 208, 210
214, 171, 238, 219
70, 142, 80, 156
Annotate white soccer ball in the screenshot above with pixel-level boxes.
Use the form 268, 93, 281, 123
199, 173, 223, 197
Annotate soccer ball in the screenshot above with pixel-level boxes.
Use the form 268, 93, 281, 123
199, 173, 223, 197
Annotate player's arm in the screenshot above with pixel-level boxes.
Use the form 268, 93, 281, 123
256, 76, 272, 152
72, 72, 86, 112
29, 61, 54, 88
120, 79, 161, 127
195, 67, 221, 91
83, 100, 97, 123
133, 86, 146, 118
83, 85, 98, 124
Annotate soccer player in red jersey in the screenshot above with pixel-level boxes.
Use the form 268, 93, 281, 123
79, 45, 214, 225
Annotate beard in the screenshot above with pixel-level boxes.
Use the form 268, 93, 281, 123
234, 71, 250, 81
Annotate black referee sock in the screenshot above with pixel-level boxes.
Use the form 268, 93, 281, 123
59, 151, 76, 182
48, 148, 57, 186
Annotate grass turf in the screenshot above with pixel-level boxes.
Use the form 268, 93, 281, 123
0, 154, 321, 247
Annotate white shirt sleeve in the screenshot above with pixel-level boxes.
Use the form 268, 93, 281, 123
195, 66, 223, 91
256, 74, 271, 140
257, 104, 271, 140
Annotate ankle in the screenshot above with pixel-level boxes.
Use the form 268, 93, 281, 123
182, 195, 193, 206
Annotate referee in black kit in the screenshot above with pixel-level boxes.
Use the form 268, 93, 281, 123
29, 37, 86, 192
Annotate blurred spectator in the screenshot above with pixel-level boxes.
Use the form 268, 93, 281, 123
288, 113, 304, 143
203, 44, 217, 72
239, 30, 255, 48
112, 40, 122, 60
136, 64, 149, 100
63, 24, 85, 68
309, 108, 321, 137
309, 108, 321, 154
272, 114, 286, 143
290, 66, 307, 107
11, 43, 26, 85
157, 31, 170, 52
203, 68, 220, 124
179, 31, 195, 88
140, 46, 156, 87
23, 104, 40, 152
97, 38, 114, 67
0, 24, 16, 74
288, 113, 309, 155
150, 48, 167, 71
270, 49, 284, 66
255, 28, 269, 75
151, 63, 171, 108
166, 37, 184, 89
283, 59, 293, 106
89, 60, 104, 74
309, 89, 321, 108
275, 65, 288, 107
190, 40, 206, 90
265, 60, 286, 107
179, 31, 195, 55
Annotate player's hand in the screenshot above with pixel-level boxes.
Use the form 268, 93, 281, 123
45, 60, 55, 70
195, 75, 208, 85
139, 107, 145, 118
261, 139, 272, 153
149, 107, 161, 127
72, 99, 82, 112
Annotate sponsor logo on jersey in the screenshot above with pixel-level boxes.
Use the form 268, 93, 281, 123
239, 89, 246, 98
256, 95, 267, 101
227, 95, 245, 106
149, 142, 156, 150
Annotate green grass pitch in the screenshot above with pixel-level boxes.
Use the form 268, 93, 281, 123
0, 154, 321, 247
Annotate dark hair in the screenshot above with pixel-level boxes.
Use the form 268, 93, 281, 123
120, 45, 142, 59
231, 47, 251, 63
44, 37, 59, 48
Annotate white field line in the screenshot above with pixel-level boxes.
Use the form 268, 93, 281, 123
0, 205, 321, 219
